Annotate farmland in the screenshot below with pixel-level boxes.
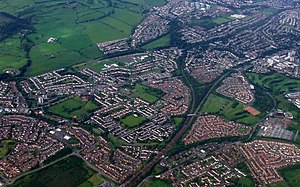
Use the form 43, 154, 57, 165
0, 36, 27, 73
0, 0, 147, 76
9, 156, 96, 187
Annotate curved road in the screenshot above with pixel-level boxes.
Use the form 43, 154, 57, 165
122, 71, 230, 187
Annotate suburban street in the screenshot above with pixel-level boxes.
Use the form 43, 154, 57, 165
123, 71, 231, 187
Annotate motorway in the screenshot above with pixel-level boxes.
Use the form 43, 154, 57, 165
122, 71, 231, 187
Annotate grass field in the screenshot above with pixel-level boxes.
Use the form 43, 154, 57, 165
172, 117, 184, 127
132, 84, 164, 104
259, 8, 279, 15
86, 174, 104, 186
142, 34, 171, 49
230, 162, 256, 187
0, 140, 15, 159
80, 57, 129, 72
0, 0, 150, 76
142, 178, 172, 187
120, 0, 167, 7
0, 35, 27, 72
201, 94, 260, 125
268, 164, 300, 187
107, 134, 124, 147
121, 113, 147, 128
247, 73, 300, 94
247, 72, 300, 126
9, 156, 96, 187
212, 17, 231, 24
48, 96, 99, 120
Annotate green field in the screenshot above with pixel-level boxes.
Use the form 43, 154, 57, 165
230, 162, 256, 187
247, 72, 300, 94
120, 0, 167, 7
172, 117, 184, 127
0, 140, 15, 159
121, 113, 147, 128
268, 164, 300, 187
79, 57, 129, 72
107, 134, 124, 147
259, 8, 279, 15
142, 178, 172, 187
142, 34, 171, 49
0, 35, 27, 72
86, 174, 104, 186
0, 0, 148, 76
212, 17, 231, 24
9, 156, 96, 187
247, 72, 300, 125
48, 96, 99, 120
132, 84, 164, 104
200, 94, 260, 125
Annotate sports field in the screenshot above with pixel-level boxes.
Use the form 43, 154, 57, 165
47, 96, 99, 120
121, 113, 147, 128
201, 94, 260, 125
79, 57, 129, 72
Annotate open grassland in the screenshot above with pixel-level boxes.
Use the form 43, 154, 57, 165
230, 162, 256, 187
200, 94, 260, 125
121, 113, 147, 128
0, 140, 15, 159
268, 164, 300, 187
142, 178, 172, 187
259, 8, 279, 15
47, 96, 99, 120
246, 72, 300, 94
212, 17, 231, 24
0, 0, 149, 76
142, 34, 171, 50
9, 156, 96, 187
119, 0, 167, 7
0, 35, 27, 72
247, 72, 300, 125
132, 84, 164, 104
